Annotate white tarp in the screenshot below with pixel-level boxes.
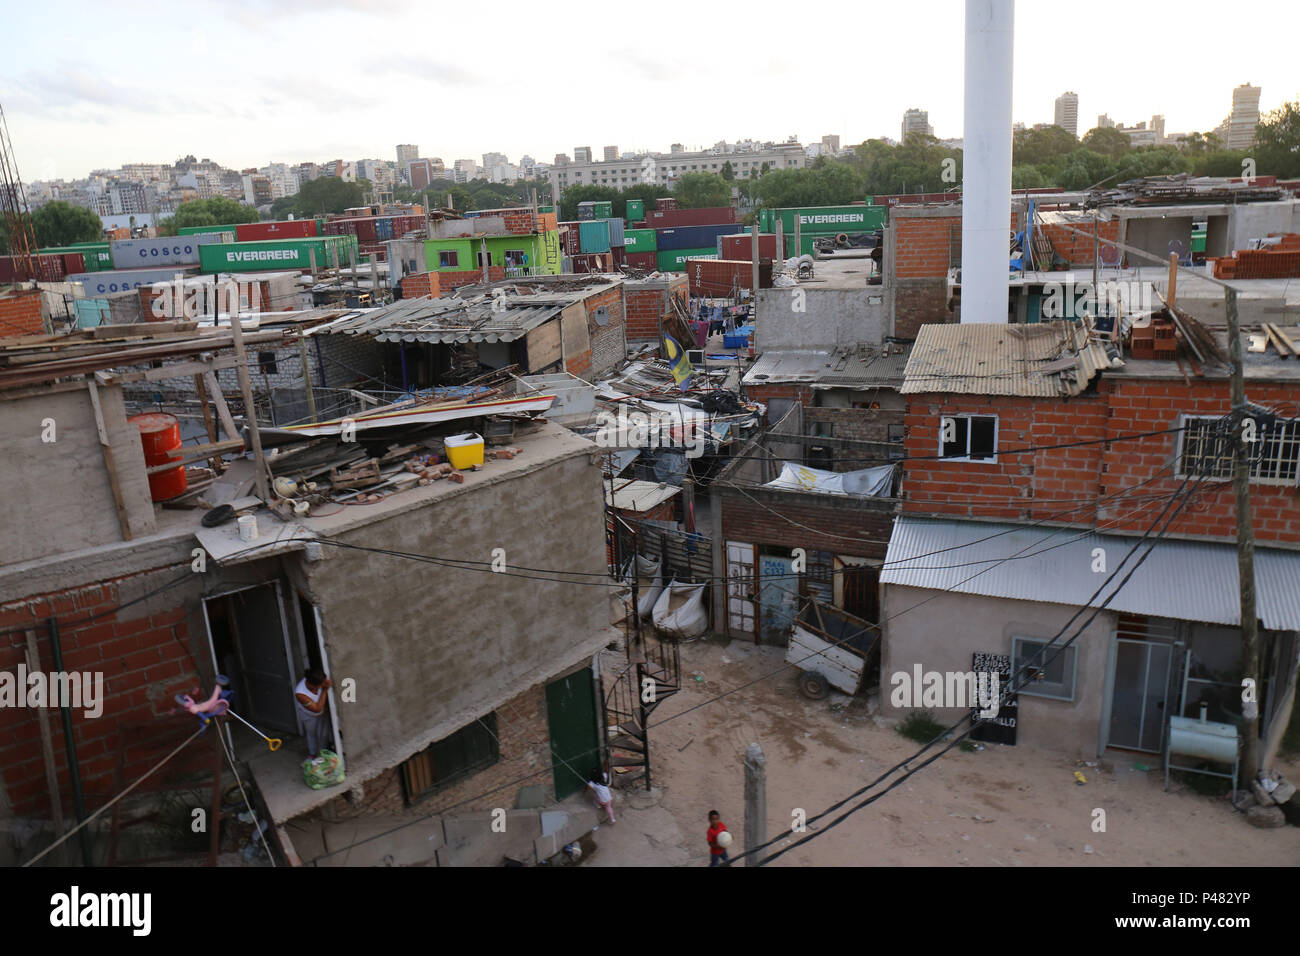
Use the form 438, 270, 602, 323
652, 580, 709, 639
633, 553, 664, 619
764, 461, 894, 498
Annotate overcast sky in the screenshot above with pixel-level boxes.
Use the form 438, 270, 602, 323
3, 0, 1295, 181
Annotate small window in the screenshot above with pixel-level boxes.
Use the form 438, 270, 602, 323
257, 351, 278, 374
940, 414, 997, 461
401, 713, 499, 804
1178, 414, 1299, 485
438, 251, 459, 268
1012, 637, 1077, 701
887, 423, 905, 443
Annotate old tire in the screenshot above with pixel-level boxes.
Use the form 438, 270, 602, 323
798, 671, 830, 700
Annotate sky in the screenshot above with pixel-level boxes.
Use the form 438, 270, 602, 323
3, 0, 1296, 182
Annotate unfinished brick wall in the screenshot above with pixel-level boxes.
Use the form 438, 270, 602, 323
585, 285, 626, 379
0, 569, 201, 818
892, 281, 951, 339
718, 486, 896, 560
319, 681, 558, 818
0, 290, 46, 338
893, 215, 962, 279
803, 404, 905, 445
623, 276, 688, 344
902, 379, 1300, 544
1036, 218, 1120, 268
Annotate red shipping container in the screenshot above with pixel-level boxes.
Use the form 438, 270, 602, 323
655, 198, 677, 211
644, 206, 736, 228
719, 233, 778, 260
560, 223, 582, 256
625, 252, 658, 271
0, 253, 79, 283
236, 219, 317, 241
324, 218, 379, 243
686, 258, 774, 297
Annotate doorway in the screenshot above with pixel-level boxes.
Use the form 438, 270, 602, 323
725, 541, 756, 640
202, 582, 298, 737
1106, 615, 1179, 753
757, 548, 797, 646
545, 667, 601, 801
835, 556, 880, 624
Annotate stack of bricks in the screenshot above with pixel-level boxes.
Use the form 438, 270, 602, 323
1213, 235, 1300, 279
0, 289, 46, 338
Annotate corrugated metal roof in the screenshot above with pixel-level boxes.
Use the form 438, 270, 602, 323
901, 321, 1112, 397
742, 344, 912, 389
880, 516, 1300, 631
605, 479, 680, 512
321, 294, 563, 344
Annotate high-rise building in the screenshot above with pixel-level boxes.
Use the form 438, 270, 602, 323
407, 159, 436, 190
1096, 114, 1115, 129
1054, 91, 1079, 137
901, 108, 934, 142
396, 144, 419, 170
603, 146, 619, 162
453, 159, 478, 183
518, 155, 537, 178
1227, 83, 1261, 150
573, 146, 593, 163
821, 134, 841, 153
482, 151, 508, 170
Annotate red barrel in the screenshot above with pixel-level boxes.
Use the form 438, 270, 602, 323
129, 413, 187, 501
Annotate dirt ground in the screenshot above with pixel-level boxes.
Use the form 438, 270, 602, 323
587, 638, 1300, 867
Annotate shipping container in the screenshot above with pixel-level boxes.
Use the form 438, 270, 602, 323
235, 219, 318, 241
623, 228, 657, 254
41, 243, 111, 271
685, 258, 774, 297
593, 201, 613, 219
604, 218, 625, 248
625, 251, 659, 271
577, 201, 596, 221
645, 206, 736, 229
655, 224, 742, 252
1, 253, 85, 283
579, 220, 611, 254
718, 233, 779, 260
656, 247, 719, 271
374, 217, 394, 241
177, 224, 240, 238
197, 236, 358, 274
560, 223, 582, 256
109, 234, 227, 270
68, 266, 197, 295
765, 204, 887, 236
570, 253, 614, 274
625, 199, 645, 224
655, 198, 677, 211
322, 217, 379, 243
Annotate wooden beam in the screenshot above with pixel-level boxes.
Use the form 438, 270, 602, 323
1266, 323, 1300, 358
203, 370, 239, 441
1167, 251, 1178, 309
98, 353, 239, 385
227, 317, 270, 502
145, 439, 246, 473
1262, 324, 1292, 359
26, 630, 66, 863
89, 321, 199, 338
86, 380, 134, 542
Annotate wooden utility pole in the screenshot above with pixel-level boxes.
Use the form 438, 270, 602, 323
228, 315, 271, 501
1226, 286, 1260, 779
297, 332, 318, 424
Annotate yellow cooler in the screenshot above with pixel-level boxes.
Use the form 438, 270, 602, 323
444, 432, 485, 470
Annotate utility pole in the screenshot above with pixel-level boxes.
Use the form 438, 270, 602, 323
1226, 286, 1260, 779
228, 313, 271, 502
743, 743, 766, 867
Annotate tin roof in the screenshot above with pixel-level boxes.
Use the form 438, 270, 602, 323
901, 321, 1113, 397
605, 479, 680, 513
321, 294, 564, 344
880, 516, 1300, 631
743, 344, 912, 389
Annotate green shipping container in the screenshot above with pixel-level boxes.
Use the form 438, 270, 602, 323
198, 236, 358, 274
625, 199, 645, 223
41, 243, 112, 271
768, 205, 887, 236
624, 228, 657, 254
177, 224, 240, 237
592, 201, 613, 219
656, 247, 718, 272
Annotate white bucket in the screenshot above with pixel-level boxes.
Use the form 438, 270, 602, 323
238, 514, 259, 542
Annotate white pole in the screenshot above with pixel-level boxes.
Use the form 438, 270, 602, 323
961, 0, 1015, 324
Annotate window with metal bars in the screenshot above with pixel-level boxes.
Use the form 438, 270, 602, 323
1177, 414, 1300, 484
400, 713, 499, 805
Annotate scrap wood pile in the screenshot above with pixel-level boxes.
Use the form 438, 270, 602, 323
1088, 174, 1285, 209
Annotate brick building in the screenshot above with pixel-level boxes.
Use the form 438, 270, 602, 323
623, 274, 688, 347
0, 289, 47, 338
879, 320, 1300, 758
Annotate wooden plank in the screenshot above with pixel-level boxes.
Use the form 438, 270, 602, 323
204, 370, 239, 441
100, 353, 240, 385
145, 439, 246, 473
1262, 324, 1292, 359
1266, 323, 1300, 358
25, 630, 66, 860
90, 321, 199, 338
785, 625, 863, 695
86, 380, 134, 542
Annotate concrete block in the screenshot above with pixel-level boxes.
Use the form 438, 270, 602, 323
318, 817, 444, 867
440, 809, 543, 867
540, 810, 568, 837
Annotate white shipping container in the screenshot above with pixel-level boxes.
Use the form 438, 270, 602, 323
68, 267, 196, 295
109, 233, 227, 270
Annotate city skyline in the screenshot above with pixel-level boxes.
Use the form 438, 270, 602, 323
3, 0, 1296, 182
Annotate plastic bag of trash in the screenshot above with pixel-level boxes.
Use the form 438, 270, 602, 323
303, 749, 346, 789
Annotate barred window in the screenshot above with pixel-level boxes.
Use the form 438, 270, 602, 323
1178, 415, 1300, 484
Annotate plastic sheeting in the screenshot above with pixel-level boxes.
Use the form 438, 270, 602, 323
652, 580, 709, 639
632, 553, 664, 619
764, 462, 895, 498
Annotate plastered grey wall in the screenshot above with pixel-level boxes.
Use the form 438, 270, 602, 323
301, 448, 609, 774
756, 287, 888, 350
880, 585, 1117, 755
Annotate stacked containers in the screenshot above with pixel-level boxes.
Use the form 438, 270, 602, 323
623, 229, 657, 254
42, 242, 113, 272
0, 253, 86, 282
68, 267, 197, 294
177, 224, 239, 238
655, 224, 741, 251
578, 220, 611, 254
129, 412, 186, 501
235, 219, 318, 241
717, 233, 779, 260
656, 248, 719, 271
625, 252, 658, 271
625, 199, 645, 223
577, 201, 596, 221
197, 235, 358, 273
644, 206, 735, 228
560, 223, 582, 256
109, 234, 228, 270
605, 218, 625, 248
592, 201, 613, 219
655, 198, 677, 211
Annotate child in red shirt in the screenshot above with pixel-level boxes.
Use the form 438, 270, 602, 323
706, 810, 729, 866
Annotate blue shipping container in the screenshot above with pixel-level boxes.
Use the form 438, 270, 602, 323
579, 220, 611, 254
656, 224, 742, 252
604, 218, 626, 248
375, 218, 394, 241
69, 267, 196, 295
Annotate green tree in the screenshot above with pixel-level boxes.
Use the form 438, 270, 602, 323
1113, 146, 1190, 181
556, 184, 620, 221
1254, 99, 1300, 178
159, 196, 258, 235
753, 162, 864, 208
1191, 149, 1253, 178
289, 177, 371, 216
30, 201, 102, 247
1079, 126, 1131, 160
674, 172, 730, 208
1013, 125, 1080, 166
720, 160, 735, 181
1011, 165, 1050, 189
1055, 149, 1116, 190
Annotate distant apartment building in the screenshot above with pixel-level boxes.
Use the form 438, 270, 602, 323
94, 180, 149, 216
518, 155, 537, 178
407, 158, 437, 190
1227, 83, 1262, 150
573, 146, 593, 164
453, 159, 478, 183
482, 151, 507, 170
119, 163, 167, 184
822, 134, 841, 152
901, 109, 934, 142
487, 163, 518, 184
260, 162, 299, 199
241, 172, 272, 207
1097, 114, 1116, 129
396, 144, 419, 170
1054, 91, 1079, 137
603, 145, 619, 162
1115, 115, 1165, 147
548, 141, 807, 198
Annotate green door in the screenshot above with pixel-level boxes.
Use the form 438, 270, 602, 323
545, 667, 601, 800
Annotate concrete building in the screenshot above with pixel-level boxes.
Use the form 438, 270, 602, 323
396, 144, 419, 171
481, 151, 507, 170
901, 109, 934, 142
548, 142, 807, 199
573, 146, 593, 164
1227, 83, 1262, 151
602, 146, 619, 162
453, 160, 478, 183
879, 321, 1300, 756
1054, 92, 1079, 138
